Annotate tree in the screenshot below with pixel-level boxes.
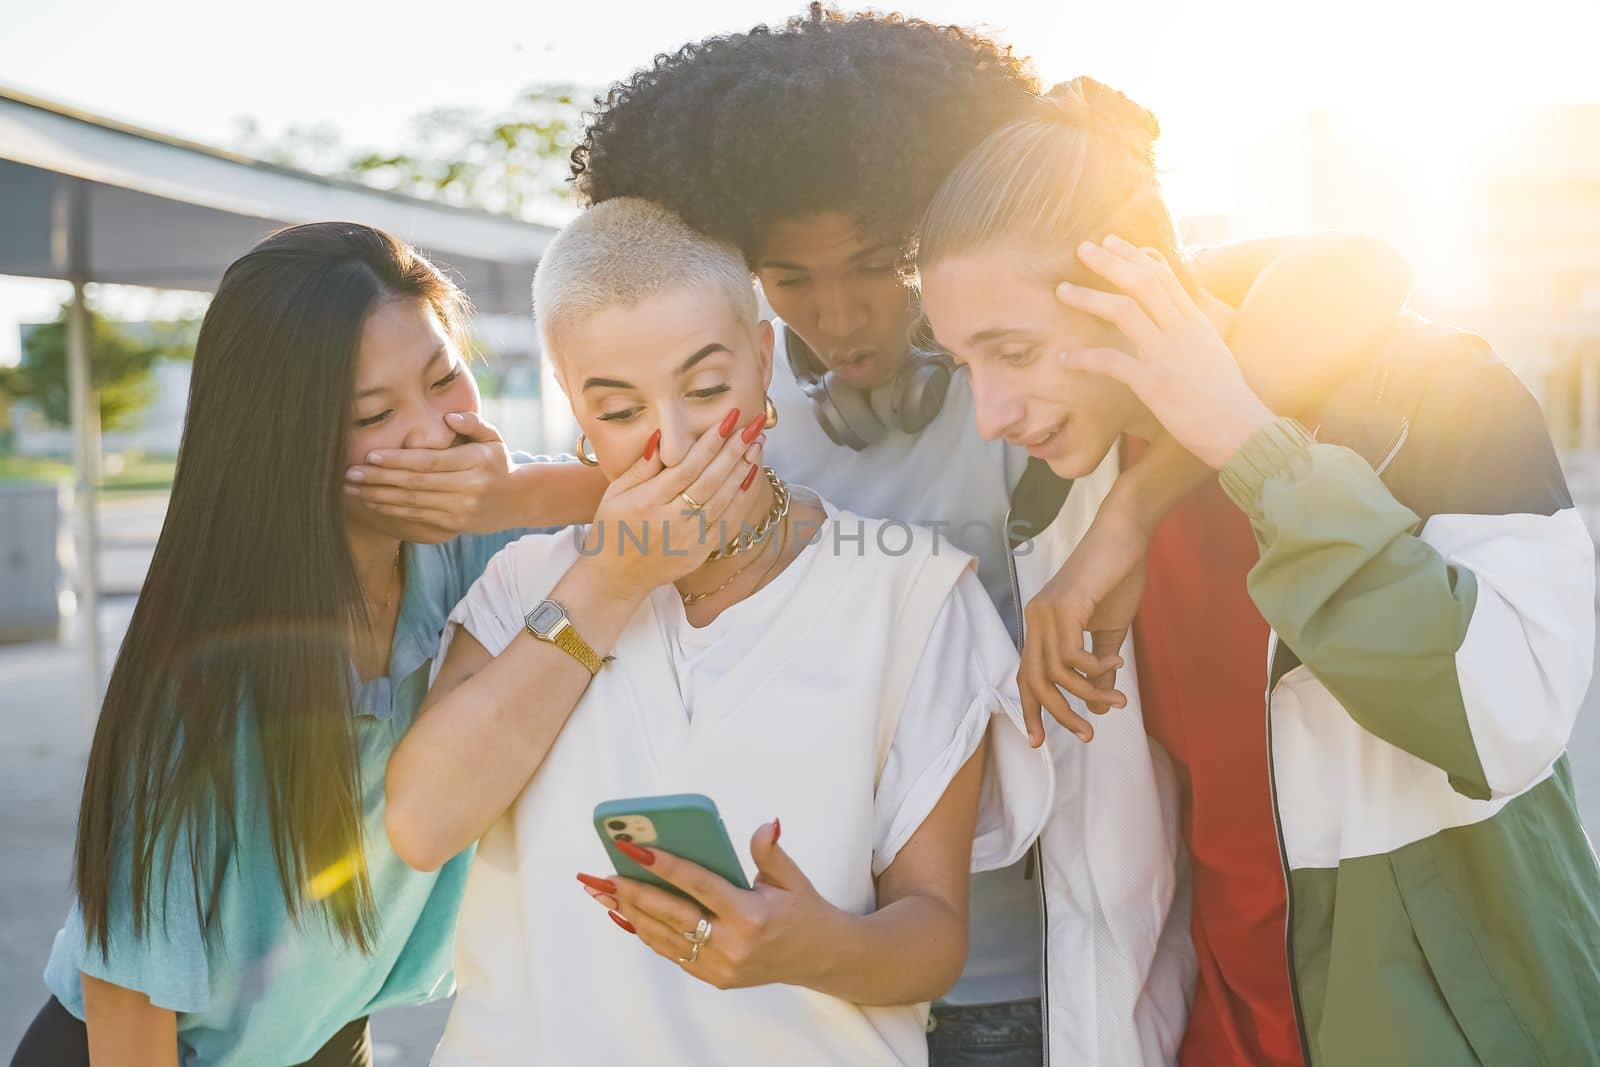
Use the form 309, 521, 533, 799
233, 84, 588, 222
0, 305, 178, 430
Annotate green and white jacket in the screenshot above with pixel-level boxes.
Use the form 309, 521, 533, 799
1218, 315, 1600, 1065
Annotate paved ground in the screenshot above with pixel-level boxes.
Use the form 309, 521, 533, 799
4, 494, 1600, 1062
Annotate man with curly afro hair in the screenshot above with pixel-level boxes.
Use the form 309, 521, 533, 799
569, 8, 1415, 1066
574, 4, 1038, 399
574, 4, 1036, 266
575, 19, 1070, 1065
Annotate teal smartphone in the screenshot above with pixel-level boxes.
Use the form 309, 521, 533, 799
593, 793, 751, 899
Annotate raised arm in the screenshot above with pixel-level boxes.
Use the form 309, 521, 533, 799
385, 420, 757, 870
345, 411, 611, 539
1018, 233, 1413, 735
1050, 236, 1593, 801
1108, 231, 1414, 527
1107, 235, 1408, 527
503, 458, 611, 528
1223, 380, 1591, 801
385, 554, 645, 871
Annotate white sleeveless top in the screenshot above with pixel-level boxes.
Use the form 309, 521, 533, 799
766, 323, 1055, 1004
429, 502, 1054, 1066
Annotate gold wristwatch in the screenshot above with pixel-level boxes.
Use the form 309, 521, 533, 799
524, 599, 605, 676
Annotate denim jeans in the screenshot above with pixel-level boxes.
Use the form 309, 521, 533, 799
926, 998, 1044, 1066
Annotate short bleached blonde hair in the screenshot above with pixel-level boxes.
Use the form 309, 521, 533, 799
533, 197, 759, 366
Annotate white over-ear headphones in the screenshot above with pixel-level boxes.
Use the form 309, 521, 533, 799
784, 325, 954, 451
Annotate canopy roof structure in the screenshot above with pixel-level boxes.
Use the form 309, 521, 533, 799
0, 85, 556, 699
0, 85, 554, 311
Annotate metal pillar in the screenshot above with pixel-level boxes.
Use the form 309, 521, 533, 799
53, 179, 103, 700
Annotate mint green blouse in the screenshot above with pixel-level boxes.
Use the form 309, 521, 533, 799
44, 528, 534, 1065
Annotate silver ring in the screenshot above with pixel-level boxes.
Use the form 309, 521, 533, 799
677, 940, 702, 965
685, 917, 713, 945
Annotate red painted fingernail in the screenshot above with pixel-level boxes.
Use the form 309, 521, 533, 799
740, 411, 765, 444
642, 428, 660, 461
608, 910, 636, 934
773, 818, 781, 844
719, 408, 742, 438
740, 464, 759, 491
615, 840, 656, 867
577, 873, 618, 895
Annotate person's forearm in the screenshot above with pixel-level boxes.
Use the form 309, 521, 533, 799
1105, 435, 1210, 535
1223, 417, 1593, 802
1221, 420, 1485, 788
386, 557, 643, 870
82, 974, 178, 1067
509, 461, 610, 528
797, 892, 968, 1005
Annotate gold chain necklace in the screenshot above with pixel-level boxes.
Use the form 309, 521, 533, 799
703, 467, 790, 562
681, 512, 790, 605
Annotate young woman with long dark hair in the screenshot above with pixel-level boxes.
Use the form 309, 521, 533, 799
9, 222, 601, 1067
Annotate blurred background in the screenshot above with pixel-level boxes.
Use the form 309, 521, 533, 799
2, 0, 1598, 1061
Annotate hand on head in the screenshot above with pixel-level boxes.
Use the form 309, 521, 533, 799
1014, 235, 1276, 745
1056, 235, 1275, 470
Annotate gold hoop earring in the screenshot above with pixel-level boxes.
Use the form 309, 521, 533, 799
575, 433, 600, 467
763, 395, 779, 429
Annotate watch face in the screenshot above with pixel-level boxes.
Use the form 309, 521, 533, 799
528, 600, 565, 636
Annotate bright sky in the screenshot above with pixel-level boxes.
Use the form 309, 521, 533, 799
3, 0, 1598, 356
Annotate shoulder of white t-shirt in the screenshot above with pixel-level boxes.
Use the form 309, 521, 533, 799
494, 527, 582, 595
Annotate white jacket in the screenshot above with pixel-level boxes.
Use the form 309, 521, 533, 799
1011, 453, 1194, 1066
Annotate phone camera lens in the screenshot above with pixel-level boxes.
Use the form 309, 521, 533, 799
615, 833, 633, 843
607, 820, 627, 831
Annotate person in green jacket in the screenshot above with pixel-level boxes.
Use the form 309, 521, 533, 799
916, 79, 1600, 1064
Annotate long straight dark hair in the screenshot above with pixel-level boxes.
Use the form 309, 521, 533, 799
75, 222, 469, 953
